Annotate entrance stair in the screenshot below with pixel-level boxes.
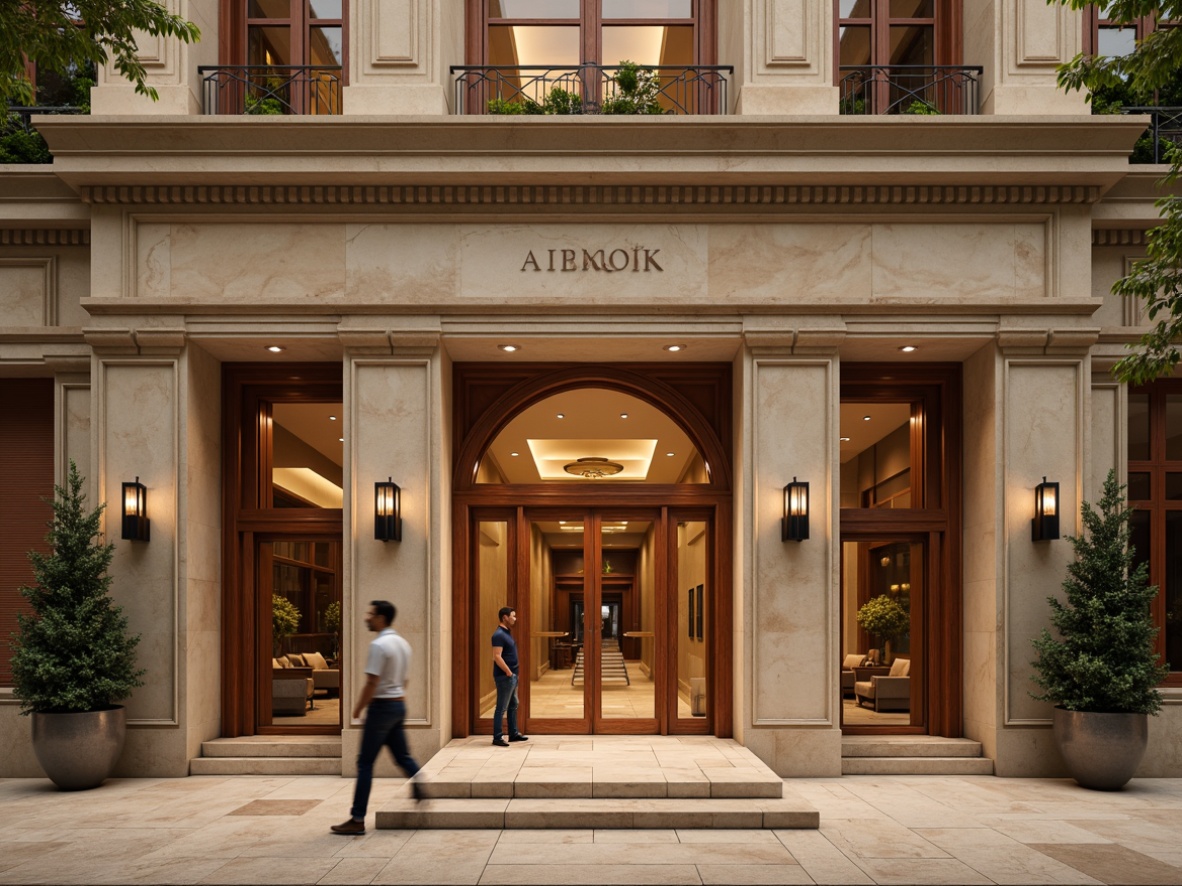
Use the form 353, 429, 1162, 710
841, 735, 993, 775
376, 735, 818, 830
570, 647, 631, 685
190, 736, 341, 775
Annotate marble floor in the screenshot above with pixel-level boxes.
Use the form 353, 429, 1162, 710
840, 698, 909, 727
273, 695, 341, 728
2, 772, 1181, 884
481, 662, 696, 721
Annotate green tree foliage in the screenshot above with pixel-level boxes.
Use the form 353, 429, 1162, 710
1031, 471, 1167, 714
487, 87, 583, 115
10, 461, 144, 715
0, 1, 200, 108
600, 61, 667, 115
856, 595, 910, 640
272, 594, 301, 657
1048, 0, 1182, 383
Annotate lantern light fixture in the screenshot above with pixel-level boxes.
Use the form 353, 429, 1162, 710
783, 477, 809, 542
375, 477, 402, 542
1032, 477, 1060, 542
121, 477, 150, 542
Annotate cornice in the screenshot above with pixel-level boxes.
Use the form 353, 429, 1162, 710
0, 228, 90, 246
80, 182, 1102, 207
1092, 228, 1149, 247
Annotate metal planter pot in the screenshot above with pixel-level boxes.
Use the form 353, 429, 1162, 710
1052, 707, 1148, 791
31, 706, 127, 791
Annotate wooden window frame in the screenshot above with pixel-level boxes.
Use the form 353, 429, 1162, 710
220, 0, 349, 80
834, 0, 963, 73
1127, 380, 1182, 684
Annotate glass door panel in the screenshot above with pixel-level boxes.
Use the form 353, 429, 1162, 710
674, 520, 708, 724
475, 519, 514, 725
599, 518, 657, 721
840, 537, 925, 731
525, 518, 587, 726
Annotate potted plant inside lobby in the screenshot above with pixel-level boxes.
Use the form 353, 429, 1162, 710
1031, 470, 1168, 790
272, 593, 301, 658
10, 461, 144, 790
856, 594, 909, 663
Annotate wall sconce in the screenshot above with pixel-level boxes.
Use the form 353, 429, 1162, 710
121, 477, 150, 542
782, 477, 809, 542
375, 477, 401, 542
1032, 477, 1060, 542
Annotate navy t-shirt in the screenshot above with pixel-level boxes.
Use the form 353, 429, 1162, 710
492, 625, 518, 678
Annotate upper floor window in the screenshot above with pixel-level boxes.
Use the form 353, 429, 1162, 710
476, 0, 708, 68
1085, 4, 1156, 56
837, 0, 938, 70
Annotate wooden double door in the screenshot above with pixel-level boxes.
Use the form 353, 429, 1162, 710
466, 507, 717, 735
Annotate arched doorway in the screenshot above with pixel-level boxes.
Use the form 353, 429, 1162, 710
451, 364, 732, 737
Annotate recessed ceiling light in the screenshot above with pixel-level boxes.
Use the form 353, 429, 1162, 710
556, 413, 565, 419
266, 345, 284, 353
510, 451, 519, 457
863, 415, 871, 421
663, 344, 687, 352
329, 415, 337, 421
498, 344, 521, 352
666, 451, 675, 457
900, 345, 917, 353
338, 437, 344, 442
620, 413, 629, 419
840, 436, 850, 442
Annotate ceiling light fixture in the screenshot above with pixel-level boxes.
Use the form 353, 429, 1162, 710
498, 344, 521, 352
266, 345, 284, 353
620, 413, 629, 419
338, 437, 344, 442
666, 451, 675, 457
556, 413, 565, 419
329, 415, 337, 421
863, 415, 871, 421
510, 451, 519, 457
563, 457, 624, 479
900, 345, 917, 353
663, 344, 687, 352
840, 436, 850, 442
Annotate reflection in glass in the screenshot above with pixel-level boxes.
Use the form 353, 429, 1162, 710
491, 0, 579, 17
1167, 396, 1182, 460
308, 0, 341, 18
249, 0, 289, 18
270, 402, 344, 508
526, 520, 584, 720
488, 25, 580, 67
890, 0, 933, 16
601, 519, 656, 719
1168, 474, 1182, 501
889, 25, 934, 64
310, 26, 342, 66
1128, 471, 1152, 501
249, 26, 292, 65
1129, 393, 1150, 460
839, 25, 872, 66
1098, 26, 1137, 57
603, 0, 692, 17
839, 403, 912, 508
1166, 512, 1182, 672
840, 0, 872, 17
676, 521, 708, 719
477, 521, 512, 720
602, 26, 693, 67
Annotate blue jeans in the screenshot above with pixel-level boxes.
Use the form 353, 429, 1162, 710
492, 672, 519, 741
350, 699, 420, 820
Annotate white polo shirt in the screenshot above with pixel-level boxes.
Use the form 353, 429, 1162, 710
366, 627, 411, 699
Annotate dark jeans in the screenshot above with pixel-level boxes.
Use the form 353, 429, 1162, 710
350, 698, 420, 820
493, 672, 519, 741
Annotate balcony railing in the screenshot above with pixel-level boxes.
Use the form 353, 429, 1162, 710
198, 65, 342, 115
839, 65, 984, 115
1120, 106, 1182, 164
450, 64, 734, 115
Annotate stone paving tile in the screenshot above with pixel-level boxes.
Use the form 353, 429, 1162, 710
849, 857, 994, 885
315, 857, 386, 885
774, 830, 875, 885
478, 864, 702, 885
696, 863, 814, 885
820, 818, 951, 860
194, 856, 340, 885
371, 859, 489, 885
1029, 843, 1182, 886
915, 827, 1105, 885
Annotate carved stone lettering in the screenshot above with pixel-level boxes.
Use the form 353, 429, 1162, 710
521, 245, 666, 273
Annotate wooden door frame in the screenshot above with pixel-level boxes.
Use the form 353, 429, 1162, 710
451, 363, 732, 738
839, 364, 962, 738
221, 363, 343, 738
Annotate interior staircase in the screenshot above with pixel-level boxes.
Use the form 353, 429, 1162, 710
570, 646, 631, 685
376, 735, 819, 830
190, 736, 342, 775
841, 735, 993, 775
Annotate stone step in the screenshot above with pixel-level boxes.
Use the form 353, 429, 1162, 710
421, 768, 784, 800
841, 756, 995, 776
200, 737, 342, 758
841, 736, 984, 758
376, 796, 819, 830
190, 756, 341, 776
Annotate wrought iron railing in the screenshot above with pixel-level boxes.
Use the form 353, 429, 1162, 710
198, 65, 342, 115
839, 65, 983, 115
1121, 106, 1182, 164
5, 105, 87, 128
450, 64, 733, 115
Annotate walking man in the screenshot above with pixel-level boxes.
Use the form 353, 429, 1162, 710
491, 606, 528, 747
331, 600, 425, 835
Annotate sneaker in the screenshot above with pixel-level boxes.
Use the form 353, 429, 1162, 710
411, 780, 429, 802
492, 738, 510, 747
330, 818, 365, 835
508, 734, 529, 742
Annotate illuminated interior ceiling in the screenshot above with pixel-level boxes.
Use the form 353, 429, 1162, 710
485, 388, 697, 483
271, 402, 344, 504
532, 520, 653, 549
839, 402, 912, 463
271, 467, 343, 507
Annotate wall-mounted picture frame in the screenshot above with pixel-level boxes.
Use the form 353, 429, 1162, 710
690, 585, 699, 642
687, 587, 694, 639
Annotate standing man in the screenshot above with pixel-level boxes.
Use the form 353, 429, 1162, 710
331, 600, 425, 835
491, 606, 528, 747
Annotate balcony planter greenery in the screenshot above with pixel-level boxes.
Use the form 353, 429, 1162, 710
486, 61, 667, 116
9, 462, 144, 790
1031, 470, 1167, 790
856, 594, 909, 663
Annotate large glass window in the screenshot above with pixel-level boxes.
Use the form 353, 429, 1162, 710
1128, 381, 1182, 680
239, 0, 345, 114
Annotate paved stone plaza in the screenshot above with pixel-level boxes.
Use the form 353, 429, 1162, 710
1, 773, 1181, 885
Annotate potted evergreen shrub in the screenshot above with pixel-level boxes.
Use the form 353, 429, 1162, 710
272, 593, 301, 658
1031, 470, 1167, 790
856, 594, 910, 663
10, 462, 144, 790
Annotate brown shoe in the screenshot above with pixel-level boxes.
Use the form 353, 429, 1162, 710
331, 818, 365, 835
